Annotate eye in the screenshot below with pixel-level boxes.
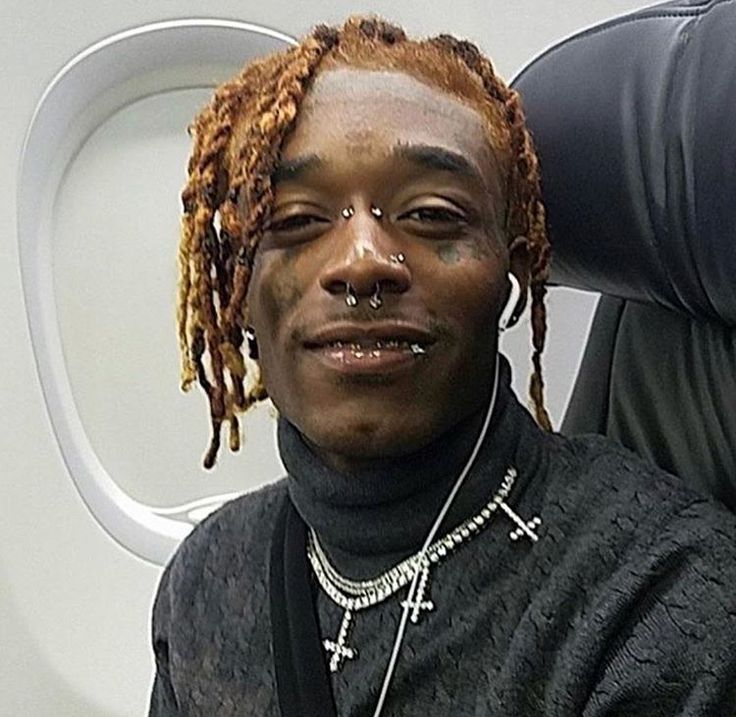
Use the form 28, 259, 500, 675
266, 214, 330, 233
401, 206, 466, 223
397, 203, 469, 237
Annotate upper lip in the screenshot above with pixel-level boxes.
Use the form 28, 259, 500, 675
303, 321, 436, 348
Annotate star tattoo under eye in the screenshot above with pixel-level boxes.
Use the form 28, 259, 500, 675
436, 243, 462, 264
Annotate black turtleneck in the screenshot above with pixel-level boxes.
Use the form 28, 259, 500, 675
279, 356, 539, 579
149, 356, 736, 716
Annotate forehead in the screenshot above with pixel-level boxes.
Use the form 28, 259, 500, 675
281, 68, 500, 185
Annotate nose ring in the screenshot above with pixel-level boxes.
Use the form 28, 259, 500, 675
369, 283, 383, 310
389, 253, 405, 264
345, 282, 359, 307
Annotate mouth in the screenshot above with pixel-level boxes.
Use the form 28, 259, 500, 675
307, 338, 428, 354
302, 322, 435, 374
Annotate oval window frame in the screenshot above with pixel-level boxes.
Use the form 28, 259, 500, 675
17, 19, 295, 565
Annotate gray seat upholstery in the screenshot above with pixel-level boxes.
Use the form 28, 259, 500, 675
512, 0, 736, 510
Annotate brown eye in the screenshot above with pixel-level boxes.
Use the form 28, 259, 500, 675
267, 214, 329, 232
398, 205, 469, 238
403, 207, 466, 223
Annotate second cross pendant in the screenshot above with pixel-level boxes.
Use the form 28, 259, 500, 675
400, 558, 435, 624
324, 609, 358, 673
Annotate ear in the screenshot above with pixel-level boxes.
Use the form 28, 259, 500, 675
506, 235, 531, 327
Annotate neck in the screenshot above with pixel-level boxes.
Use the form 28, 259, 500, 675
304, 407, 489, 478
278, 355, 538, 579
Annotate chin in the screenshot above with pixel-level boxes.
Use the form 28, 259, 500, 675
298, 407, 442, 461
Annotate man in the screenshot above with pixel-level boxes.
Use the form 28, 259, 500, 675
150, 17, 736, 716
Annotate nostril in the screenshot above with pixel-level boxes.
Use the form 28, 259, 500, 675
377, 278, 406, 293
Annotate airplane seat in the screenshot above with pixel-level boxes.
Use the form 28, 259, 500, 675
512, 0, 736, 510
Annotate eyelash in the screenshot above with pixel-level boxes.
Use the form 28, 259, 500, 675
401, 207, 466, 224
267, 206, 466, 233
267, 215, 327, 232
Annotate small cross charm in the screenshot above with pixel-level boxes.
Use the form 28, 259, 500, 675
499, 500, 542, 543
509, 515, 542, 542
400, 561, 435, 623
324, 609, 357, 673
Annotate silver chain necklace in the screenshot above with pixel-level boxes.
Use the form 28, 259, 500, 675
306, 465, 542, 673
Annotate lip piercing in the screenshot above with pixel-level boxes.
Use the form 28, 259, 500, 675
341, 206, 355, 219
370, 205, 383, 219
389, 253, 405, 264
369, 283, 383, 310
345, 282, 359, 307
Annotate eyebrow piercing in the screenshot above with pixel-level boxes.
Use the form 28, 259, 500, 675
369, 283, 383, 310
389, 253, 406, 264
370, 205, 383, 219
345, 282, 359, 307
341, 206, 355, 219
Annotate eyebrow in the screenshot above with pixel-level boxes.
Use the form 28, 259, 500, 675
271, 154, 321, 186
392, 144, 484, 184
270, 144, 485, 187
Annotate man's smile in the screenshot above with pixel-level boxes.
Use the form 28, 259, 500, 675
300, 320, 435, 376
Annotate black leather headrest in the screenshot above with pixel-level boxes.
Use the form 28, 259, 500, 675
513, 0, 736, 327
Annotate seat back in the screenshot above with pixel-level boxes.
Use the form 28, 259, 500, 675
513, 0, 736, 510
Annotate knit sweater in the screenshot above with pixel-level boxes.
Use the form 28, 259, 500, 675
148, 362, 736, 716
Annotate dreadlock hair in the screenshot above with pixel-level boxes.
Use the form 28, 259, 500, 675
176, 16, 553, 470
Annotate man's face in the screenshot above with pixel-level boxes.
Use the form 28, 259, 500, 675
244, 68, 527, 467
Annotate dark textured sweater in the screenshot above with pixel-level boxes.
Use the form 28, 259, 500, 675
148, 364, 736, 716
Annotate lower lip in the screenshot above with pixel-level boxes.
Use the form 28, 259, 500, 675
306, 345, 430, 375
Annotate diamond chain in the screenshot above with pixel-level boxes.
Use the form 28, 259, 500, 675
307, 466, 544, 672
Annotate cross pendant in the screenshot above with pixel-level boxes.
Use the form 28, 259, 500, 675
323, 609, 357, 673
400, 562, 435, 624
499, 500, 542, 543
509, 515, 542, 542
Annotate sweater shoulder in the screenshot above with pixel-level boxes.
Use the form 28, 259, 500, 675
161, 478, 288, 599
551, 431, 723, 512
539, 431, 736, 556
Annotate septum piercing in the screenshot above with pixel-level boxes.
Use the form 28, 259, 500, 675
369, 283, 383, 310
345, 282, 359, 307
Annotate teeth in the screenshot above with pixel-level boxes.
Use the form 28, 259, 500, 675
325, 339, 427, 353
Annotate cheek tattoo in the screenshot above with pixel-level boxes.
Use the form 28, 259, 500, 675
436, 242, 462, 265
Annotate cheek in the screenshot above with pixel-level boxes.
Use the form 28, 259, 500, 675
426, 245, 506, 322
247, 254, 305, 341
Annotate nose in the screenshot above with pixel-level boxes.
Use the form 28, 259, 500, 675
319, 209, 411, 303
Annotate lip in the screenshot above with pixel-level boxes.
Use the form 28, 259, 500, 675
303, 320, 435, 349
302, 321, 435, 376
